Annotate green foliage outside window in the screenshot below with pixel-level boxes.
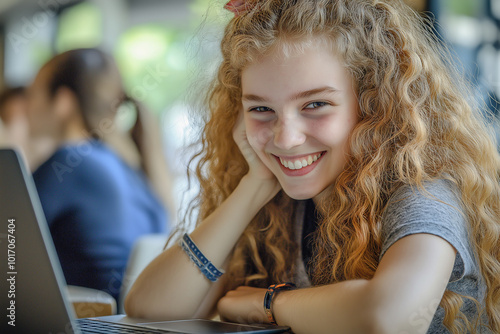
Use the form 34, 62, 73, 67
56, 2, 102, 53
443, 0, 482, 17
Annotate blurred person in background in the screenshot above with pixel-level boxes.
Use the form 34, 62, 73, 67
0, 86, 55, 169
26, 48, 173, 302
0, 87, 29, 147
0, 115, 5, 144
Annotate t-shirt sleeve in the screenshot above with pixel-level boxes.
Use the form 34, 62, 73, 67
380, 179, 475, 282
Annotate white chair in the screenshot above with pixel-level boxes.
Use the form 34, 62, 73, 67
118, 234, 169, 313
66, 285, 117, 318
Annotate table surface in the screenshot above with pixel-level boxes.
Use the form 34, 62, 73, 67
89, 315, 293, 333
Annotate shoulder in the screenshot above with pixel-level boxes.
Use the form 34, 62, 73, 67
381, 179, 475, 281
382, 179, 465, 229
33, 140, 167, 232
33, 140, 129, 195
387, 178, 460, 204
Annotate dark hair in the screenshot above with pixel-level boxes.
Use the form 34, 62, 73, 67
46, 48, 150, 173
48, 49, 120, 134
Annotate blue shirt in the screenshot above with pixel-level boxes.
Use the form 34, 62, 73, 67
33, 140, 168, 301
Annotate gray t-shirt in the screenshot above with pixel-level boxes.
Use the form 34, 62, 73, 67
380, 179, 488, 333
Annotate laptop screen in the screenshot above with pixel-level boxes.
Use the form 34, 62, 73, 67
0, 149, 78, 334
0, 149, 291, 334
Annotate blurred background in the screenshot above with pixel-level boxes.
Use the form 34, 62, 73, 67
0, 0, 234, 219
0, 0, 499, 216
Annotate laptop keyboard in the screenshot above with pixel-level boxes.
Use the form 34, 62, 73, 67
76, 318, 177, 333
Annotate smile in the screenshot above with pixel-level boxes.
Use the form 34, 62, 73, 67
277, 152, 324, 170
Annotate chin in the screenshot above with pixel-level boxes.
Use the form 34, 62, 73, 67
281, 187, 319, 201
280, 182, 333, 202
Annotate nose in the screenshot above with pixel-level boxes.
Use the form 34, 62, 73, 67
273, 117, 306, 150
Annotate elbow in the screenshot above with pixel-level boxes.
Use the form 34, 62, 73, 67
362, 314, 414, 334
124, 288, 142, 319
355, 285, 411, 334
124, 287, 198, 321
362, 317, 394, 334
123, 287, 162, 320
340, 306, 395, 334
362, 305, 429, 334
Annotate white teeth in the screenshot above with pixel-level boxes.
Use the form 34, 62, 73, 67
279, 153, 323, 170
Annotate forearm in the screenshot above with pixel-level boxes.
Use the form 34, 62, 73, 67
272, 234, 455, 334
273, 280, 376, 334
188, 176, 278, 269
125, 176, 278, 320
216, 227, 454, 333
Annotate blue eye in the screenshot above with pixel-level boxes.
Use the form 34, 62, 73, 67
304, 101, 329, 109
250, 106, 273, 112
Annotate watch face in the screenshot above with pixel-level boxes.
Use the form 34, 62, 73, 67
264, 283, 297, 325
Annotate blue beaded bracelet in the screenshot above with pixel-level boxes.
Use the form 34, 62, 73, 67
180, 233, 224, 282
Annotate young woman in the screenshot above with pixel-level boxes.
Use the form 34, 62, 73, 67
27, 48, 172, 302
125, 1, 500, 333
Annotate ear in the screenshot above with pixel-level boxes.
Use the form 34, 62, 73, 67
52, 87, 79, 122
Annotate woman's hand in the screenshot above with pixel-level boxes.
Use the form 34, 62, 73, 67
233, 111, 281, 182
217, 286, 269, 324
233, 112, 281, 202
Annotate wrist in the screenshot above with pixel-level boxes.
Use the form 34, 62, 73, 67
263, 282, 296, 325
238, 174, 281, 206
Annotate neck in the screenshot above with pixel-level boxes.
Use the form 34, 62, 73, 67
62, 116, 90, 144
313, 184, 333, 206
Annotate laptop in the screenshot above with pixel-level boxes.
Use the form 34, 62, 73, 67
0, 148, 290, 334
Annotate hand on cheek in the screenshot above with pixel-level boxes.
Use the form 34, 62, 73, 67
217, 286, 269, 324
233, 112, 280, 184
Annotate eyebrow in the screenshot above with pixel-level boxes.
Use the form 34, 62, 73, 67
242, 86, 339, 103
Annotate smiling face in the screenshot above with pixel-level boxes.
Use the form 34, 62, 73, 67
241, 44, 359, 201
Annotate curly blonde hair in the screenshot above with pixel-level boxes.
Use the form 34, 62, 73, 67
184, 0, 500, 332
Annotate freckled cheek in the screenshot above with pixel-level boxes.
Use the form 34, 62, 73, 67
309, 115, 357, 147
245, 120, 274, 151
